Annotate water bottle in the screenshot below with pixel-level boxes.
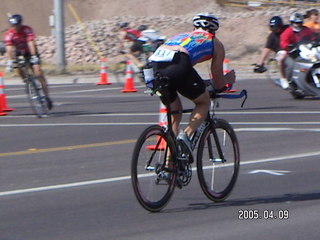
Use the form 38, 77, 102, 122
143, 63, 154, 89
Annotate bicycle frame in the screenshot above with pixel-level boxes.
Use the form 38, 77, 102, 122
131, 85, 246, 211
163, 88, 247, 155
14, 55, 48, 118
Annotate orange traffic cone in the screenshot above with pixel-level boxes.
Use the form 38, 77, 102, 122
223, 58, 230, 75
0, 72, 13, 113
96, 57, 111, 85
147, 102, 167, 150
0, 102, 7, 116
121, 60, 137, 93
223, 58, 237, 92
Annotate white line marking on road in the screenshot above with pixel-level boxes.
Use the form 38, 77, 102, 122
1, 150, 320, 197
248, 169, 291, 176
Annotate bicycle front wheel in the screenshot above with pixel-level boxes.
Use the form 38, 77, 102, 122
131, 125, 177, 212
26, 77, 48, 118
197, 119, 240, 202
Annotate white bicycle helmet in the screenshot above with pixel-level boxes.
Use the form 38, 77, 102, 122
193, 13, 219, 33
289, 13, 304, 23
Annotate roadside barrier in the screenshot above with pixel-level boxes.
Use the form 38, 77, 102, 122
0, 72, 13, 114
121, 60, 137, 92
96, 57, 111, 85
147, 102, 167, 150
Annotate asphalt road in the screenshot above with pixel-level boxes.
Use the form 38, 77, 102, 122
1, 76, 320, 240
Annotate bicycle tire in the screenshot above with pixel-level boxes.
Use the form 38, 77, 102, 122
26, 76, 48, 118
131, 125, 177, 212
196, 119, 240, 202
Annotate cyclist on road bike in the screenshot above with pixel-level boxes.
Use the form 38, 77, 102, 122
137, 26, 166, 53
4, 14, 53, 110
117, 22, 144, 67
149, 13, 235, 154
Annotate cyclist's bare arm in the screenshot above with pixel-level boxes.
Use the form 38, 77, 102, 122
5, 45, 15, 60
27, 40, 37, 56
211, 37, 235, 90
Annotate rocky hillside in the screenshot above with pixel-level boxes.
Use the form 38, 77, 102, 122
0, 0, 312, 67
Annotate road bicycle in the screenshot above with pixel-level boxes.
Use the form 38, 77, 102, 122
131, 75, 247, 212
14, 56, 48, 118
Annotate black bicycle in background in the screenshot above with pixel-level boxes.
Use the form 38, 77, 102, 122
131, 75, 247, 212
13, 55, 48, 118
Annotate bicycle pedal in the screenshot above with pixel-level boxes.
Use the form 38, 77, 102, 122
176, 179, 183, 189
177, 156, 188, 161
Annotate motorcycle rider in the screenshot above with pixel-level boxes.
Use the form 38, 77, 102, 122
278, 12, 315, 89
254, 16, 288, 78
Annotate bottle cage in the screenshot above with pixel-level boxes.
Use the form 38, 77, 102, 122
152, 73, 171, 105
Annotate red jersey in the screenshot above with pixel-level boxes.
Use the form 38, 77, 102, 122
280, 26, 315, 51
4, 25, 35, 54
124, 28, 141, 41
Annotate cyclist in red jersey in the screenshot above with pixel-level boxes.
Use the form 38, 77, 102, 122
117, 22, 144, 67
4, 14, 53, 110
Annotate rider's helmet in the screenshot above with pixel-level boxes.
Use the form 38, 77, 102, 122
118, 22, 129, 29
269, 16, 283, 28
193, 13, 219, 33
138, 25, 148, 32
289, 13, 304, 32
8, 14, 23, 25
289, 13, 304, 24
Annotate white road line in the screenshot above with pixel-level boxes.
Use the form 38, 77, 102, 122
1, 150, 320, 197
1, 123, 320, 129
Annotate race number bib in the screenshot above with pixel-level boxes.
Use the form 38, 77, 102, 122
149, 48, 176, 62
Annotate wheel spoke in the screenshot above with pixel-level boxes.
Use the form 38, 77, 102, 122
131, 125, 177, 212
197, 119, 239, 202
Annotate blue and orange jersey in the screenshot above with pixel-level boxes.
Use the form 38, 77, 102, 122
163, 29, 214, 65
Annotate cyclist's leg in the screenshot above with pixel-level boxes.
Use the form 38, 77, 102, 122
16, 68, 25, 81
169, 96, 183, 136
129, 41, 144, 67
177, 61, 210, 138
31, 64, 53, 110
184, 91, 210, 137
32, 64, 49, 96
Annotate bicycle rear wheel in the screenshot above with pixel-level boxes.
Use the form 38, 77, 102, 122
26, 77, 48, 118
197, 119, 239, 202
131, 125, 177, 212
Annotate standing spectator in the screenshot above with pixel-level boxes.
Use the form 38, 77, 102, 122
304, 9, 320, 38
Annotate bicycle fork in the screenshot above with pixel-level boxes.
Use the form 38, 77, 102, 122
209, 125, 226, 163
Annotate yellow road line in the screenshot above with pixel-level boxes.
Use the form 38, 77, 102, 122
0, 139, 136, 157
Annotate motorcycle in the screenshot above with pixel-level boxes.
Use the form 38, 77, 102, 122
285, 41, 320, 99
